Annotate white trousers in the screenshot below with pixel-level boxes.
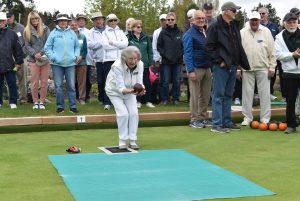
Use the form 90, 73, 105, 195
109, 95, 139, 141
242, 70, 271, 123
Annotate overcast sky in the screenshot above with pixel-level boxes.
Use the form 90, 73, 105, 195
34, 0, 299, 20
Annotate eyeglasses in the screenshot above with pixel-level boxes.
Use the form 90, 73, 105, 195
136, 26, 143, 29
167, 18, 175, 21
108, 19, 118, 22
31, 17, 39, 20
188, 17, 192, 19
160, 19, 166, 21
259, 12, 266, 15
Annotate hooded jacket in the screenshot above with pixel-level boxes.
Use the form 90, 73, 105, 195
44, 25, 80, 67
0, 27, 24, 73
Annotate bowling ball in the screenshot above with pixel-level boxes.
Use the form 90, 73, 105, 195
278, 123, 287, 131
133, 83, 144, 93
259, 123, 268, 131
250, 121, 259, 129
268, 123, 278, 131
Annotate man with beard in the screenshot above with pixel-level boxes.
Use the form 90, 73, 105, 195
275, 13, 300, 134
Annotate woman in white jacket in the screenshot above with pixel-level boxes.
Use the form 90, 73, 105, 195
105, 46, 144, 149
101, 13, 128, 110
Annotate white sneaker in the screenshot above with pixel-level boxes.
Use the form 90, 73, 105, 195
104, 105, 111, 110
234, 98, 241, 105
33, 102, 39, 109
79, 100, 86, 105
137, 102, 142, 108
39, 103, 46, 109
241, 120, 251, 126
0, 104, 2, 107
270, 94, 277, 100
119, 140, 127, 149
10, 104, 17, 109
146, 102, 155, 108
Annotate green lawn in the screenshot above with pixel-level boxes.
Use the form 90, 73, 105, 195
0, 125, 299, 201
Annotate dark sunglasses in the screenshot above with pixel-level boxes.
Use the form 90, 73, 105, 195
230, 9, 236, 13
136, 26, 143, 29
195, 17, 205, 20
108, 19, 118, 22
259, 12, 266, 15
167, 18, 175, 21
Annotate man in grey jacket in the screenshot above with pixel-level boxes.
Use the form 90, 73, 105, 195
7, 11, 28, 104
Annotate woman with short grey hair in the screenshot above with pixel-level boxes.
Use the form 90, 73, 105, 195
105, 46, 144, 149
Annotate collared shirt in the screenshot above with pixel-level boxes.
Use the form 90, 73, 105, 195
240, 24, 276, 71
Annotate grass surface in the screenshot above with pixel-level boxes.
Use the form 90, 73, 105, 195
0, 125, 299, 201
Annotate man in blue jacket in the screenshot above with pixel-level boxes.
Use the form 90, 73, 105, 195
0, 12, 24, 109
183, 10, 212, 128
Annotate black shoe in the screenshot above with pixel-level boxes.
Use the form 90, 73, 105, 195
56, 108, 64, 113
285, 127, 296, 134
70, 108, 79, 113
225, 123, 241, 131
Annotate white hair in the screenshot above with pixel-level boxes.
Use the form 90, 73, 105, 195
121, 46, 141, 64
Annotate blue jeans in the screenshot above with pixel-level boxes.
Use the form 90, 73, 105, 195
96, 61, 112, 105
52, 65, 76, 109
0, 71, 18, 105
160, 64, 181, 102
212, 64, 237, 127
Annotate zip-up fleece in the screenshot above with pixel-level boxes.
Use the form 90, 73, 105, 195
102, 25, 128, 62
44, 25, 80, 67
105, 59, 144, 97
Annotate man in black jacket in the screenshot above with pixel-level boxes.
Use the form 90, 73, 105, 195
205, 2, 250, 133
157, 12, 183, 105
0, 12, 24, 109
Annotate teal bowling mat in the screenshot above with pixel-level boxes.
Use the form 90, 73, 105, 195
49, 149, 275, 201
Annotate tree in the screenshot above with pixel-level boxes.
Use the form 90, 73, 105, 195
252, 3, 281, 26
84, 0, 169, 33
0, 0, 34, 24
235, 9, 247, 30
171, 0, 196, 30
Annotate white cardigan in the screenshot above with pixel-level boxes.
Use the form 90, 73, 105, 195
105, 59, 144, 98
274, 30, 300, 74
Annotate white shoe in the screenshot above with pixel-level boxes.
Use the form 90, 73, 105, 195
39, 103, 46, 109
33, 102, 39, 109
241, 120, 250, 126
146, 102, 155, 108
270, 94, 277, 100
10, 104, 17, 109
0, 104, 2, 107
137, 102, 142, 108
234, 98, 241, 105
119, 140, 127, 149
104, 105, 111, 110
79, 100, 86, 105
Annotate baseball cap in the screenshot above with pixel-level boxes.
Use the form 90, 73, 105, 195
249, 11, 260, 20
187, 9, 196, 18
6, 11, 14, 18
283, 12, 298, 22
221, 2, 241, 11
203, 2, 213, 10
290, 8, 300, 15
159, 14, 167, 20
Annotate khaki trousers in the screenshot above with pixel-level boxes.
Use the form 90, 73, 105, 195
242, 70, 271, 123
76, 65, 87, 101
189, 68, 212, 121
16, 60, 28, 101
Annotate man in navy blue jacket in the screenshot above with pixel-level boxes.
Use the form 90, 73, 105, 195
183, 10, 212, 129
0, 12, 24, 109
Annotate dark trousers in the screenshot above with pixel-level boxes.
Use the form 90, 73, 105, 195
96, 61, 112, 105
270, 64, 277, 94
85, 65, 93, 101
277, 61, 286, 98
0, 71, 18, 105
233, 78, 242, 100
284, 77, 300, 128
137, 67, 152, 103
